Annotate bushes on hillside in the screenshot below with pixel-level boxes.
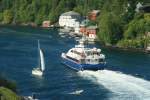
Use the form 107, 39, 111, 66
0, 76, 16, 92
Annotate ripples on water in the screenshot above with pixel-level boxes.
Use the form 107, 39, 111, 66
0, 26, 150, 100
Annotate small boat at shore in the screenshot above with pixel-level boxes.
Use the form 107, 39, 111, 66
32, 40, 45, 76
69, 89, 84, 95
24, 93, 39, 100
61, 39, 106, 71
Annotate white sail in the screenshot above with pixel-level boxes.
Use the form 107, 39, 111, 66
32, 40, 45, 76
40, 49, 45, 71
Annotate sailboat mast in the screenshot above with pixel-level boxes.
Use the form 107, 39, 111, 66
38, 40, 40, 51
38, 40, 41, 68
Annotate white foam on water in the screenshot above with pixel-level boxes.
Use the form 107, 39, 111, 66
68, 89, 84, 95
78, 70, 150, 100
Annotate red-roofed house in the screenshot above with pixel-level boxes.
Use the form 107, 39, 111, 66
80, 25, 98, 41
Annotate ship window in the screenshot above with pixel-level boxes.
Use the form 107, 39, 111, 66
99, 59, 104, 62
74, 51, 83, 55
80, 59, 85, 64
66, 56, 79, 62
87, 51, 91, 55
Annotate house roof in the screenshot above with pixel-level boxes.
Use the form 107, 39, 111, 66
60, 11, 83, 22
86, 26, 97, 29
81, 19, 90, 26
43, 21, 50, 23
88, 10, 100, 15
61, 11, 81, 16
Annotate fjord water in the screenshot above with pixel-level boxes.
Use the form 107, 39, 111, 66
0, 26, 150, 100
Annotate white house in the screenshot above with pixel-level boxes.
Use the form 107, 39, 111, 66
59, 11, 82, 29
135, 2, 143, 12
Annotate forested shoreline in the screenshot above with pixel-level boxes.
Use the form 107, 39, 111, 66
0, 0, 149, 50
0, 76, 21, 99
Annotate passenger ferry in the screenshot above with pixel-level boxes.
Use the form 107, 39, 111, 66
61, 39, 106, 71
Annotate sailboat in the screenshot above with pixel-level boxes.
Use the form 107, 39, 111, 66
32, 40, 45, 76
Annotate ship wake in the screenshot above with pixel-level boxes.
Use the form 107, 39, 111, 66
78, 70, 150, 100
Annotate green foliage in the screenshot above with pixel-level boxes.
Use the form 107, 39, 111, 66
144, 13, 150, 32
35, 7, 47, 25
98, 13, 112, 44
117, 38, 147, 48
87, 20, 97, 26
48, 12, 56, 23
1, 0, 104, 25
0, 76, 17, 92
124, 13, 149, 39
97, 0, 148, 49
0, 12, 3, 21
0, 87, 21, 100
73, 6, 84, 16
3, 9, 13, 24
73, 0, 104, 16
1, 0, 13, 10
98, 0, 125, 44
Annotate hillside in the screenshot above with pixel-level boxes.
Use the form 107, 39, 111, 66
0, 87, 21, 100
0, 76, 21, 100
0, 0, 149, 50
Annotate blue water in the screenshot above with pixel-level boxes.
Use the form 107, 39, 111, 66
0, 26, 150, 100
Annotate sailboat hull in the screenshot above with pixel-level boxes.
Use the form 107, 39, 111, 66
32, 68, 43, 76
